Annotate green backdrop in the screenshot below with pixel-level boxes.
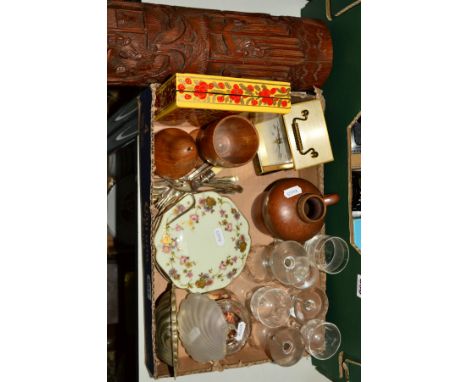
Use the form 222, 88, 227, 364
302, 1, 361, 381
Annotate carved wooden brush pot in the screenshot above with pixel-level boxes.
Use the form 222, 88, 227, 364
252, 178, 339, 242
197, 115, 259, 168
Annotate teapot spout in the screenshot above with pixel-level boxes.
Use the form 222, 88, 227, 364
323, 193, 340, 206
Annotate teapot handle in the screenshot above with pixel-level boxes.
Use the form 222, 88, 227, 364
323, 193, 340, 206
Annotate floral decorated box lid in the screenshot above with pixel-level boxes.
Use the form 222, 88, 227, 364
154, 73, 291, 125
154, 191, 251, 293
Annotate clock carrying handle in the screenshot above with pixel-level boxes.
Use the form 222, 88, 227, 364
291, 110, 319, 158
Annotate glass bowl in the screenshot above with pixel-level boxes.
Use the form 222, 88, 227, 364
216, 298, 251, 355
177, 293, 228, 363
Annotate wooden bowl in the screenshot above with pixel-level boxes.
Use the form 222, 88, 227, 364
197, 115, 259, 168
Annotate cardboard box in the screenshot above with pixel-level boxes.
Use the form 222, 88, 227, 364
139, 87, 326, 378
154, 73, 291, 126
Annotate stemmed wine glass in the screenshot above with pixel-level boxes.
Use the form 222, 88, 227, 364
291, 287, 329, 324
249, 286, 292, 328
300, 319, 341, 360
245, 241, 320, 289
304, 235, 350, 274
266, 327, 305, 367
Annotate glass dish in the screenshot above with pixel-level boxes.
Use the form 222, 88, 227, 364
216, 298, 251, 355
177, 293, 228, 363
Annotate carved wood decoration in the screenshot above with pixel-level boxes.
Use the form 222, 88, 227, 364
108, 2, 333, 90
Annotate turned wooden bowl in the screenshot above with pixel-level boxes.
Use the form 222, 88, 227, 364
153, 128, 199, 179
197, 115, 259, 168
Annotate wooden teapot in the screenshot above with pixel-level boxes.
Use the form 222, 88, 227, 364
253, 178, 339, 242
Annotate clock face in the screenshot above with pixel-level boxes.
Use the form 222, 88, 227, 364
265, 118, 293, 165
254, 114, 294, 174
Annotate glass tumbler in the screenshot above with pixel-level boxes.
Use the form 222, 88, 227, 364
249, 286, 292, 328
266, 327, 305, 367
249, 321, 272, 349
244, 244, 274, 283
304, 235, 350, 274
291, 287, 329, 324
300, 319, 341, 360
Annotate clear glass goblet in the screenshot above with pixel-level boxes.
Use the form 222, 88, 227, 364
249, 286, 292, 328
249, 321, 272, 349
268, 241, 311, 287
304, 235, 350, 274
266, 327, 305, 367
245, 241, 319, 289
300, 319, 341, 360
244, 244, 274, 283
291, 261, 320, 290
291, 287, 329, 324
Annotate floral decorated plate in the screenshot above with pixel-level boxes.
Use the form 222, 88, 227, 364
154, 191, 251, 293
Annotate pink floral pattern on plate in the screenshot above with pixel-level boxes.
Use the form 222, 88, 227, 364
154, 192, 250, 293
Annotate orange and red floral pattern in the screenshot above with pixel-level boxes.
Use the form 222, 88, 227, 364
175, 76, 291, 109
155, 74, 291, 122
